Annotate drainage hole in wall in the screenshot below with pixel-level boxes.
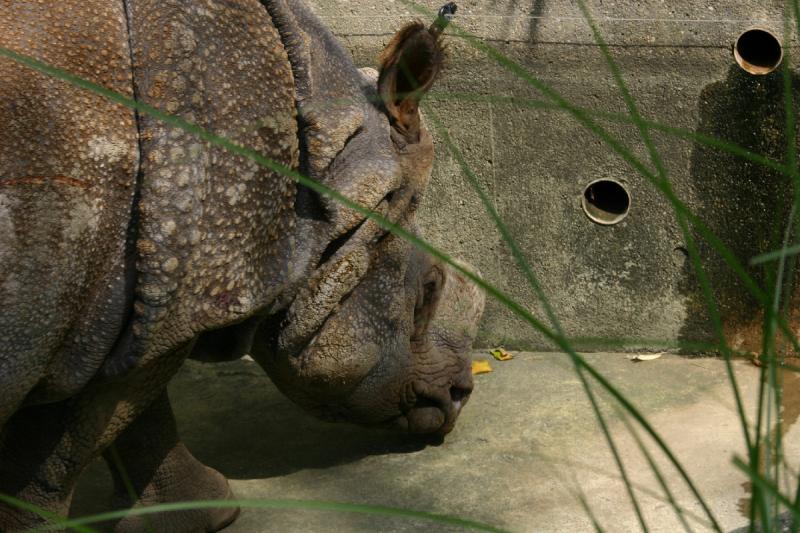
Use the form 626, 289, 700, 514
582, 179, 630, 225
734, 28, 783, 75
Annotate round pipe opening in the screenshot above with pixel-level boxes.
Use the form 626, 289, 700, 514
734, 28, 783, 75
582, 179, 630, 225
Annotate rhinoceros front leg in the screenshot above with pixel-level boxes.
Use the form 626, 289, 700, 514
0, 345, 193, 531
102, 391, 238, 533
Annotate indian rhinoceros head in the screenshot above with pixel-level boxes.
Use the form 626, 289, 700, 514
239, 2, 483, 437
252, 233, 485, 438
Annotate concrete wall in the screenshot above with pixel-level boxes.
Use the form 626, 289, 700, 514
309, 0, 799, 352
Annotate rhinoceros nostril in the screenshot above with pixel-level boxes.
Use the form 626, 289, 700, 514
413, 395, 440, 410
449, 385, 471, 403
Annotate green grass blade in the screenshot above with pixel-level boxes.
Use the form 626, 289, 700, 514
751, 244, 800, 266
106, 446, 156, 533
615, 406, 694, 533
29, 500, 509, 533
0, 494, 98, 533
543, 451, 715, 530
426, 92, 788, 176
733, 456, 800, 526
754, 9, 800, 530
300, 90, 791, 180
749, 357, 774, 532
575, 490, 606, 533
422, 105, 564, 338
252, 92, 790, 178
576, 368, 651, 532
795, 472, 800, 533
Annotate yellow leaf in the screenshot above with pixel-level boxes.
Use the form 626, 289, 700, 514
490, 348, 513, 361
471, 359, 493, 375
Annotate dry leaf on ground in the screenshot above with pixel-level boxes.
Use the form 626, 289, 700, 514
490, 348, 513, 361
472, 359, 493, 375
628, 353, 664, 362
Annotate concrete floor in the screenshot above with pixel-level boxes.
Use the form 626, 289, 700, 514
71, 353, 800, 532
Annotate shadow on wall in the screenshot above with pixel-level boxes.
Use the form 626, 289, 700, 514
490, 0, 546, 43
528, 0, 545, 43
679, 65, 800, 354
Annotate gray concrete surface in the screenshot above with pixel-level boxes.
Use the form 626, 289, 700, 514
72, 353, 800, 532
302, 0, 800, 352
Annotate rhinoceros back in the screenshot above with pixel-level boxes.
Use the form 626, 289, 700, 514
0, 1, 139, 404
124, 0, 299, 365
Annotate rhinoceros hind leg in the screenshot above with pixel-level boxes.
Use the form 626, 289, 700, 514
103, 392, 238, 533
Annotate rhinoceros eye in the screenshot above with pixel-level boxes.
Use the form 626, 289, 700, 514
412, 265, 445, 342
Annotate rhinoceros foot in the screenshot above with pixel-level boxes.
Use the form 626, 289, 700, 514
101, 393, 238, 533
108, 442, 238, 533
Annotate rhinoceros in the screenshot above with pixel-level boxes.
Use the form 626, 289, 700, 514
0, 0, 484, 531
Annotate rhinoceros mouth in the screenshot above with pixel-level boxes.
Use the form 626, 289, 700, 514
392, 377, 473, 437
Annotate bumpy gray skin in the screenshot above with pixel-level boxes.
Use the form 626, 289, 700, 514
254, 238, 483, 435
0, 1, 482, 531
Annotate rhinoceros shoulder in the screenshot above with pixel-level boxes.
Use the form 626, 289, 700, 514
122, 0, 301, 368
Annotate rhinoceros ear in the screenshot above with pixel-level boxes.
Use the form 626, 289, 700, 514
377, 22, 445, 144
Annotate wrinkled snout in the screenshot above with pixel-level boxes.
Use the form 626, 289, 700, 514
256, 232, 484, 441
402, 371, 474, 437
399, 258, 484, 438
